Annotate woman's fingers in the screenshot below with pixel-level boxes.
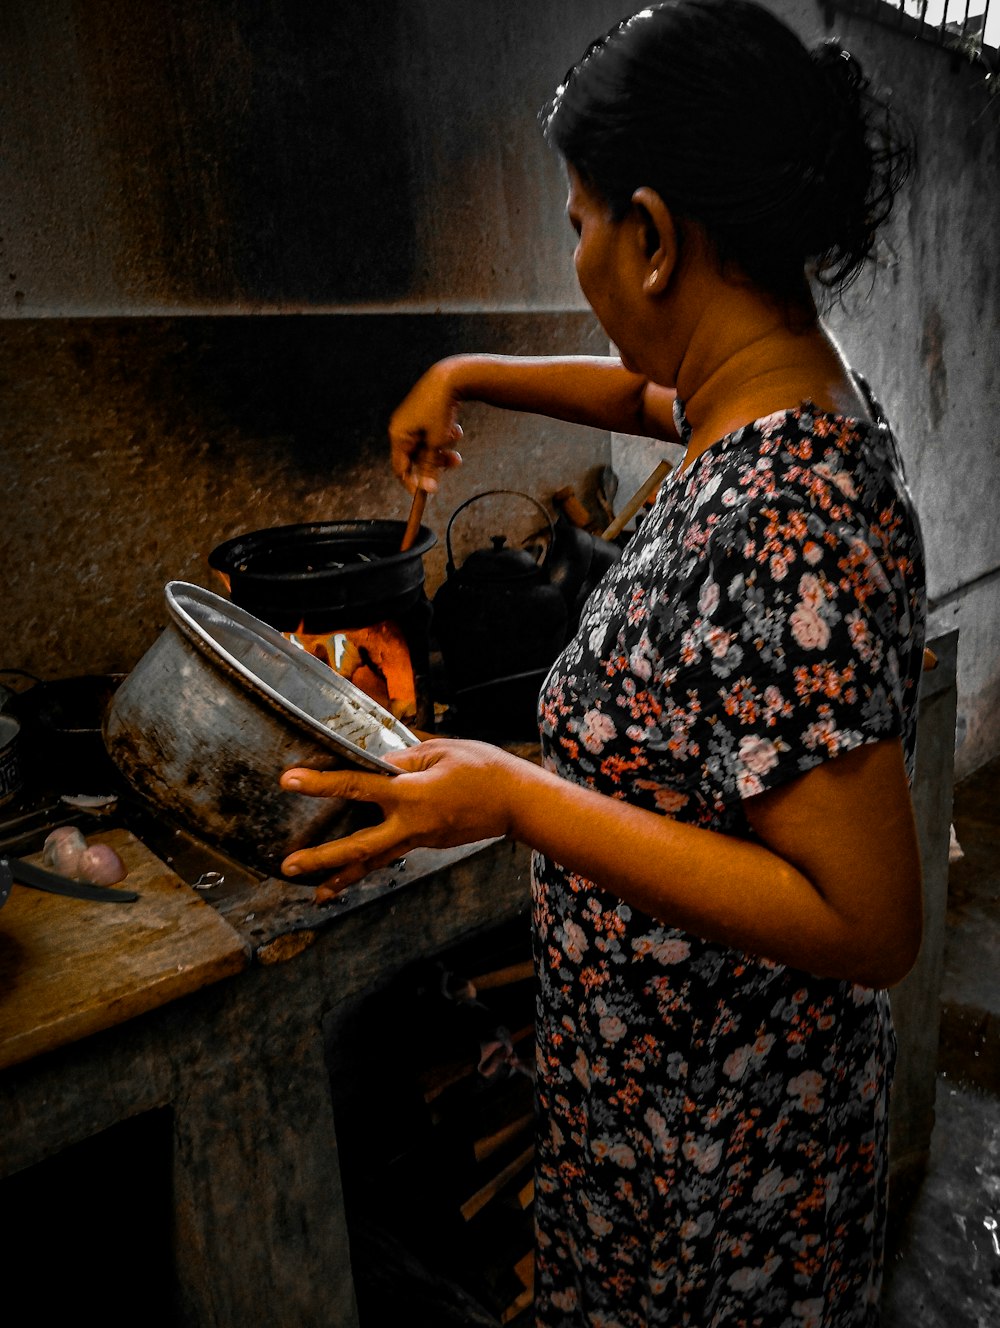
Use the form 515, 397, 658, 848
313, 843, 411, 901
281, 820, 406, 882
401, 442, 464, 495
388, 363, 466, 492
280, 766, 412, 884
280, 766, 390, 803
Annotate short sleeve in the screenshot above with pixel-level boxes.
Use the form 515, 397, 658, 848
650, 488, 916, 804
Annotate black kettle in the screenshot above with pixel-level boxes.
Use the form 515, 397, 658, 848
546, 512, 622, 637
432, 491, 569, 695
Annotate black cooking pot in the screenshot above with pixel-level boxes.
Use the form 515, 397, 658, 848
208, 519, 436, 632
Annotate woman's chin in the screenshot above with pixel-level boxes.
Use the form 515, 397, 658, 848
613, 345, 641, 375
617, 348, 661, 382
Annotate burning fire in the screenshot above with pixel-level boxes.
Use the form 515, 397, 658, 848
211, 571, 418, 722
287, 620, 417, 723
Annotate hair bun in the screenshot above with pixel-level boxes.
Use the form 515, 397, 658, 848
810, 38, 866, 115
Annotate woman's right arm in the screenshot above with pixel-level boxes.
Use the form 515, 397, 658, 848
389, 353, 681, 491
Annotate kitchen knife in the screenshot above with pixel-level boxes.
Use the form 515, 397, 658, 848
2, 855, 139, 903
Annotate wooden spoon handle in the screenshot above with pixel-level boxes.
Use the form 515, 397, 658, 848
600, 459, 672, 540
400, 487, 428, 552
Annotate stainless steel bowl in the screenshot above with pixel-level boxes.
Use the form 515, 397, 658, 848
104, 581, 419, 873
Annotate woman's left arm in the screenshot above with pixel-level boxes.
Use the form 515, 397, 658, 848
280, 733, 922, 988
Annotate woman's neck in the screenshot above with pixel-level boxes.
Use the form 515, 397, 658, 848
668, 283, 869, 470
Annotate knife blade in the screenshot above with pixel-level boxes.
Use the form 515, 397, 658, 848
2, 855, 140, 903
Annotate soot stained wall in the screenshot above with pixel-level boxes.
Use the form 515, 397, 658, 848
0, 313, 608, 679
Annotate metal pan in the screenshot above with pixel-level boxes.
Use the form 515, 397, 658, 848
104, 582, 421, 875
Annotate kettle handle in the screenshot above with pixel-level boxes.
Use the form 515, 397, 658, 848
445, 490, 556, 574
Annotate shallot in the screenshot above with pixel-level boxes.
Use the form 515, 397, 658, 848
42, 828, 128, 885
77, 843, 128, 886
42, 826, 87, 877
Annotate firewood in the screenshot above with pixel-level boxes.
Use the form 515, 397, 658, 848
501, 1283, 534, 1323
552, 485, 597, 531
473, 1111, 533, 1162
419, 1056, 476, 1103
501, 1251, 535, 1325
460, 1144, 534, 1221
470, 961, 534, 991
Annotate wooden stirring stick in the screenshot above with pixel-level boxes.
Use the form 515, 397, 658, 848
600, 459, 673, 541
400, 441, 435, 552
400, 486, 428, 552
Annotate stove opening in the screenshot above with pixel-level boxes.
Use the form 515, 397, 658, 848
287, 618, 418, 725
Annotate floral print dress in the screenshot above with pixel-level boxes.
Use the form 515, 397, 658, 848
531, 396, 926, 1328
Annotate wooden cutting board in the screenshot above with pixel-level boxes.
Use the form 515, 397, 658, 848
0, 827, 249, 1071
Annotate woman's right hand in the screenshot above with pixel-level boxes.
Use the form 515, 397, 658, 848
389, 357, 466, 494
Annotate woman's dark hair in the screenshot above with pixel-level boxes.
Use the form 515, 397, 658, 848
541, 0, 913, 304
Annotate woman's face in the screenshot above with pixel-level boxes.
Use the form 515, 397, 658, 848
566, 166, 642, 371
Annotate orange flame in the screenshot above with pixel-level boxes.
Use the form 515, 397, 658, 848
286, 619, 417, 723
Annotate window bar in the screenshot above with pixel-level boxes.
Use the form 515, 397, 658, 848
841, 1, 996, 54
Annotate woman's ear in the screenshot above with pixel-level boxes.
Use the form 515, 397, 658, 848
631, 186, 678, 295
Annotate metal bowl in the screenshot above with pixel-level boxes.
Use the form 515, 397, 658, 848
104, 581, 419, 874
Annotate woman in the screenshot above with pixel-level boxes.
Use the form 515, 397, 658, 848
281, 3, 925, 1323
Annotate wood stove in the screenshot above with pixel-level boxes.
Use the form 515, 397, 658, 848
209, 519, 437, 731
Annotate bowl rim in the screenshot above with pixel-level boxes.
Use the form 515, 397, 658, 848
164, 580, 419, 775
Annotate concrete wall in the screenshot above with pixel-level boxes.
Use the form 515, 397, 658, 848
1, 0, 998, 776
0, 0, 633, 314
800, 5, 1000, 781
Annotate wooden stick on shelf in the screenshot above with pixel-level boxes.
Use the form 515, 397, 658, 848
501, 1252, 536, 1323
601, 458, 673, 540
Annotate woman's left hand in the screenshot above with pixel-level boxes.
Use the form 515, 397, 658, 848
279, 739, 521, 900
